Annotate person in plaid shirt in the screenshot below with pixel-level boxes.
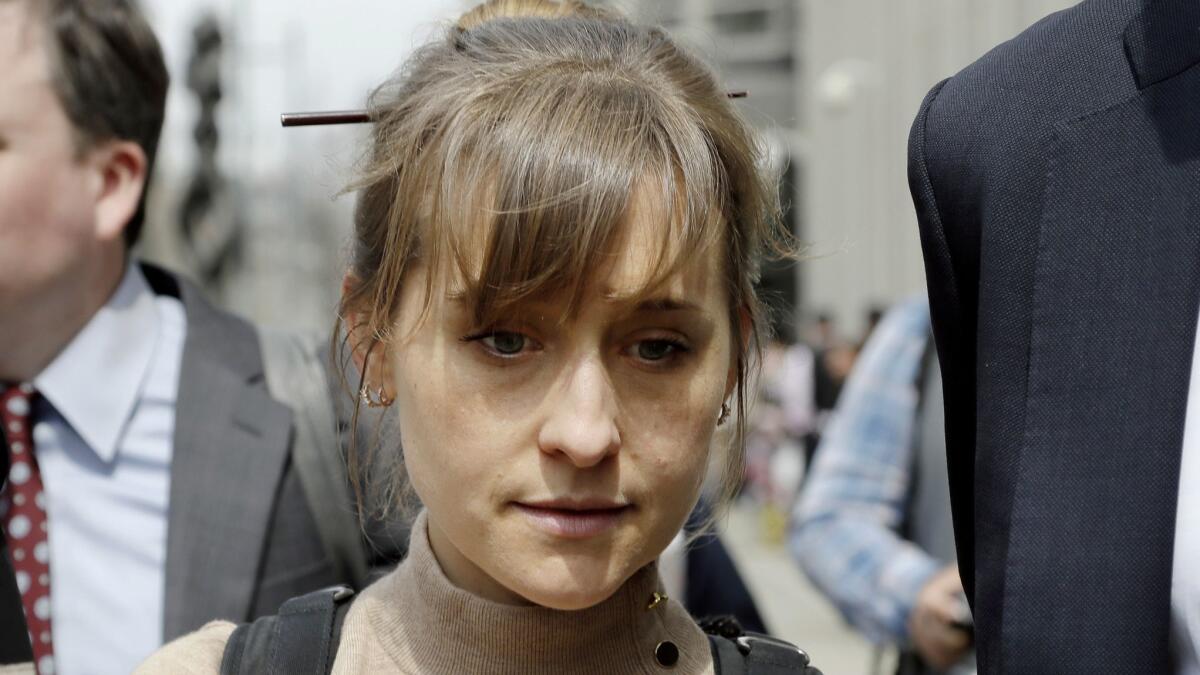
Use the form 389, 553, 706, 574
790, 297, 974, 675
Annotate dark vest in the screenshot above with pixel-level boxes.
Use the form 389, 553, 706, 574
910, 357, 956, 566
902, 349, 976, 675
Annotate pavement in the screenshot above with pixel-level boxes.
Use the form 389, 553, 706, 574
721, 501, 891, 675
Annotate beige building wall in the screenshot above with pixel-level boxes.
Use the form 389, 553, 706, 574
140, 0, 1085, 336
614, 0, 1081, 337
799, 0, 1079, 335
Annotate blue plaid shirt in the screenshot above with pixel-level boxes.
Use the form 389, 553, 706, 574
789, 296, 942, 645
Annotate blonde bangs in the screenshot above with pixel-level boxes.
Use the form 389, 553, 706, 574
409, 74, 729, 329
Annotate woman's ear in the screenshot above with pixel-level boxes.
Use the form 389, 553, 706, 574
342, 273, 395, 402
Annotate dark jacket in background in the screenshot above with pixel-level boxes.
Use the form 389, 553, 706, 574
141, 265, 352, 639
909, 0, 1200, 672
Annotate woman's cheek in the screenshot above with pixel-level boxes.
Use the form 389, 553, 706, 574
633, 414, 712, 496
394, 361, 466, 501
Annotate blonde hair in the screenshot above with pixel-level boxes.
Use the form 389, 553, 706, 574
340, 0, 789, 526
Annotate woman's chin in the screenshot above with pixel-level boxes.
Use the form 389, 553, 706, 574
504, 567, 629, 611
520, 584, 618, 611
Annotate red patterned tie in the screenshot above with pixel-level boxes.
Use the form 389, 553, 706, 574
1, 384, 54, 675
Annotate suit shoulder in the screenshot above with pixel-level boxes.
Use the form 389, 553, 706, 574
135, 620, 235, 675
141, 261, 267, 377
925, 0, 1139, 156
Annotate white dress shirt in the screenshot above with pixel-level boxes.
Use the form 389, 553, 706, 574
1173, 317, 1200, 675
32, 265, 185, 675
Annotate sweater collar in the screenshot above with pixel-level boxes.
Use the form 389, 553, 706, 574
364, 510, 712, 674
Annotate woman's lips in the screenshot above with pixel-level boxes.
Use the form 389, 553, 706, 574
513, 502, 632, 539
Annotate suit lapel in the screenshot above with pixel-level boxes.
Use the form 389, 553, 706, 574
1004, 6, 1200, 668
150, 268, 294, 640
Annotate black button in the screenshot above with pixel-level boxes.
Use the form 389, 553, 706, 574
654, 641, 679, 669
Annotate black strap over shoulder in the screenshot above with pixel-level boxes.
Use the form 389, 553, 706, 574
703, 618, 822, 675
221, 585, 355, 675
221, 590, 819, 675
899, 329, 937, 542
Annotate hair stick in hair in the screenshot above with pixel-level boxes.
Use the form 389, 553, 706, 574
281, 110, 373, 127
281, 92, 748, 128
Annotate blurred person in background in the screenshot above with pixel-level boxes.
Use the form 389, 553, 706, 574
810, 312, 845, 420
810, 313, 836, 353
745, 315, 816, 543
858, 306, 885, 351
910, 0, 1200, 671
792, 297, 974, 675
658, 498, 769, 636
0, 1, 366, 673
808, 311, 850, 472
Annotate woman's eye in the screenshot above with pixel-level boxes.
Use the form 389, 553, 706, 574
481, 331, 527, 356
635, 339, 686, 362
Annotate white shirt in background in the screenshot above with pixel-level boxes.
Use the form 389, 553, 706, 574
32, 265, 185, 675
1173, 314, 1200, 675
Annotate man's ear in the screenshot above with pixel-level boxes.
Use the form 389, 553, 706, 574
724, 306, 753, 400
89, 140, 147, 243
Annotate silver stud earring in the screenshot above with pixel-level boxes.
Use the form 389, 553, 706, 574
360, 384, 394, 408
717, 402, 731, 426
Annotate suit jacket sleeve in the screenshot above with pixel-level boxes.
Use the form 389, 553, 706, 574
907, 77, 981, 606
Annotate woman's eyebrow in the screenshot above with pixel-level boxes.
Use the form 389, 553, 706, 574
598, 286, 705, 313
630, 297, 704, 314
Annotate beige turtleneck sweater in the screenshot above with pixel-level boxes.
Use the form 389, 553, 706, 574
138, 512, 715, 674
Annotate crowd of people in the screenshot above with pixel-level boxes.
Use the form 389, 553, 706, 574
2, 0, 1198, 674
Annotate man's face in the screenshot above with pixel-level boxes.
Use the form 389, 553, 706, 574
0, 3, 103, 315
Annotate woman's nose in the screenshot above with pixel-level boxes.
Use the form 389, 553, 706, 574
536, 355, 621, 467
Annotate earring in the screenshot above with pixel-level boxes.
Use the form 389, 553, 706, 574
717, 402, 731, 426
360, 384, 394, 408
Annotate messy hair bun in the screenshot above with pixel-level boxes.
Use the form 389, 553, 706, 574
456, 0, 612, 30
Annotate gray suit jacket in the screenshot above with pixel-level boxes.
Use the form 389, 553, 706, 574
141, 264, 345, 640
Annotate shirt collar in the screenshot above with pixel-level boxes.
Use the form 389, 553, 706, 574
34, 265, 162, 463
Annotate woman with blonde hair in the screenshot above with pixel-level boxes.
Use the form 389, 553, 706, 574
140, 1, 819, 673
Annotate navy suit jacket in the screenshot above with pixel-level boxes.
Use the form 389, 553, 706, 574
909, 0, 1200, 672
